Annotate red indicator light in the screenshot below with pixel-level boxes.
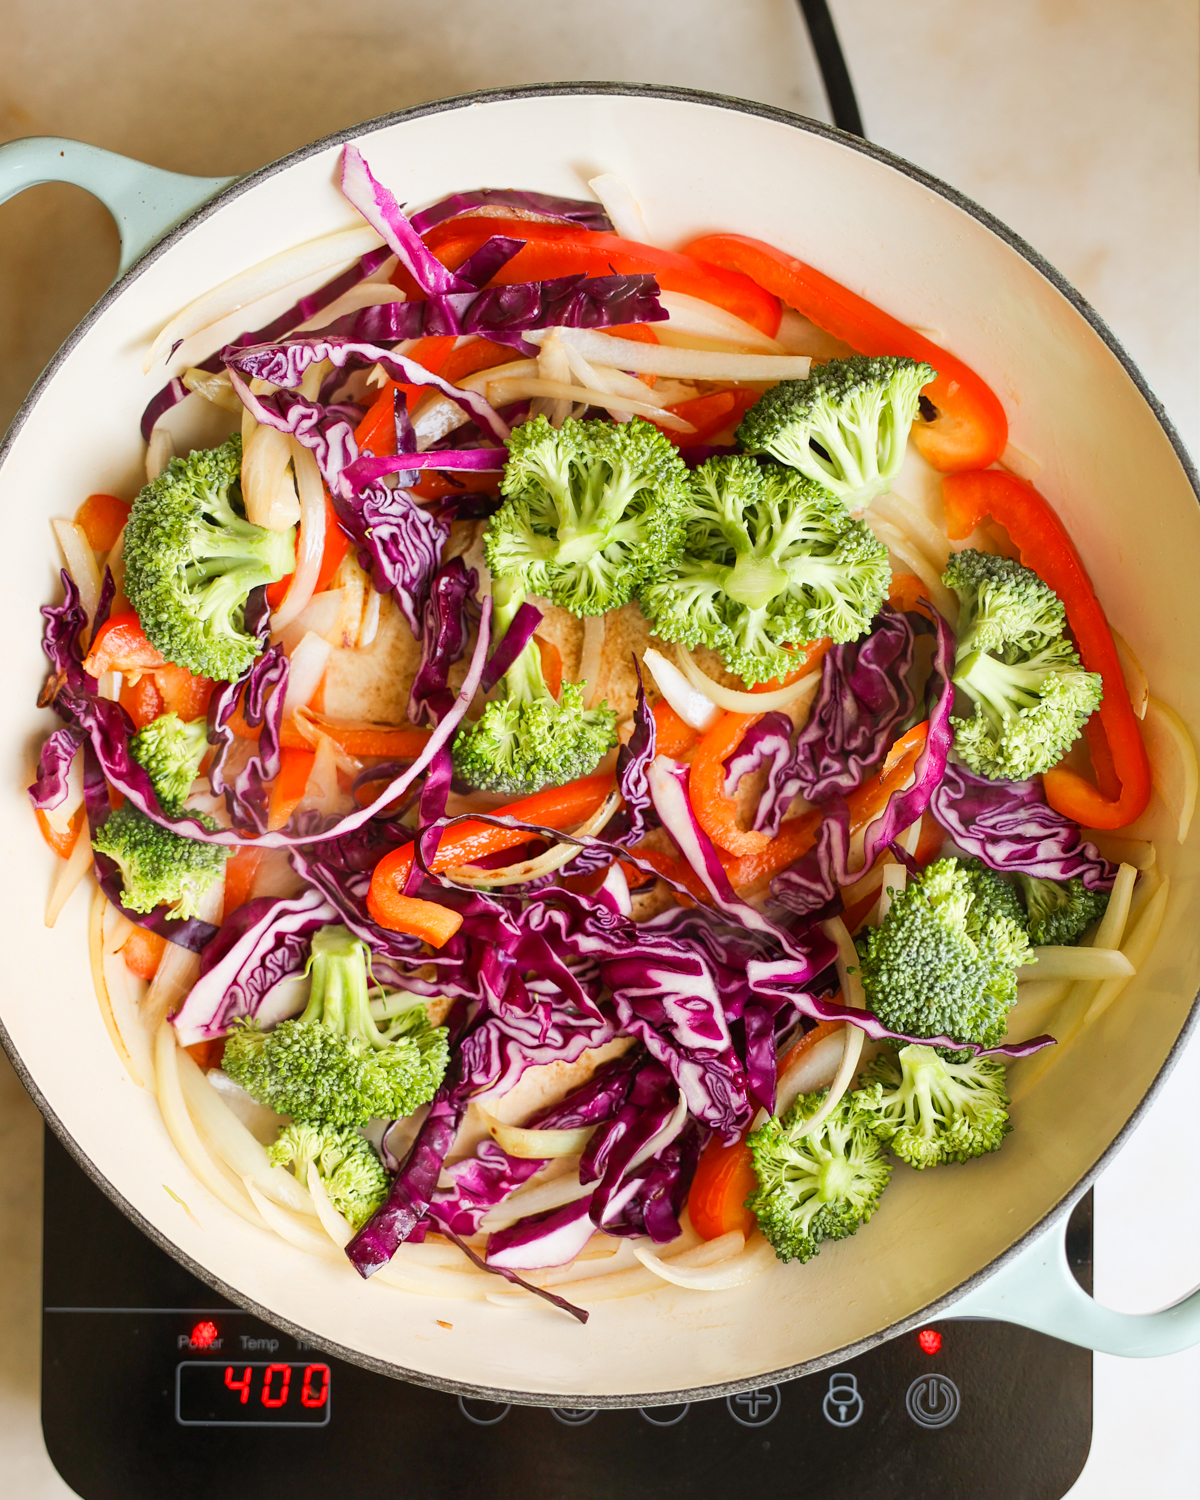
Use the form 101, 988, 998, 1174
191, 1320, 219, 1349
917, 1328, 942, 1355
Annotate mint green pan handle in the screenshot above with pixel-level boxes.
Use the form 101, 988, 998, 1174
950, 1207, 1200, 1356
0, 136, 235, 275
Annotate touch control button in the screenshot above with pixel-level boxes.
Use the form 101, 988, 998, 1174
906, 1373, 961, 1429
640, 1403, 690, 1427
726, 1385, 781, 1427
822, 1371, 864, 1427
458, 1396, 511, 1426
552, 1407, 598, 1426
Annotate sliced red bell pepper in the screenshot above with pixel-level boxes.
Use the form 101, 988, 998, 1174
118, 673, 166, 730
353, 335, 460, 458
83, 612, 166, 678
652, 388, 758, 447
690, 711, 770, 858
403, 218, 783, 338
266, 747, 316, 831
652, 699, 699, 759
942, 469, 1151, 829
75, 493, 131, 552
681, 234, 1008, 473
368, 772, 614, 927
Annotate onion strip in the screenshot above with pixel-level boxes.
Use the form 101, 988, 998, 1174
482, 1110, 596, 1159
632, 1231, 776, 1291
866, 518, 958, 620
270, 442, 327, 631
46, 826, 94, 927
485, 378, 695, 432
640, 648, 720, 732
52, 519, 102, 625
1016, 946, 1135, 982
101, 904, 154, 1090
523, 326, 811, 382
145, 225, 383, 371
657, 292, 785, 353
448, 791, 621, 886
244, 1178, 341, 1258
675, 645, 822, 713
870, 492, 951, 571
793, 917, 866, 1138
154, 1022, 266, 1229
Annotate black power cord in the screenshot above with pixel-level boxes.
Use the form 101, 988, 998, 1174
797, 0, 864, 138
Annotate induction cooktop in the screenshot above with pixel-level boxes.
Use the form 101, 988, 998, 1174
41, 1127, 1094, 1500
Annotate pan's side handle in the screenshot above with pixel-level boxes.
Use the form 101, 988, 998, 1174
950, 1209, 1200, 1356
0, 136, 236, 275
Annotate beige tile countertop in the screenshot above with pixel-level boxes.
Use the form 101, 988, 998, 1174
1, 2, 1196, 1495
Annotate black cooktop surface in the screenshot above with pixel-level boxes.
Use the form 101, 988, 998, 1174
42, 1128, 1093, 1500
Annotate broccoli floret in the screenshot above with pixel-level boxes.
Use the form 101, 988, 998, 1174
1014, 874, 1109, 946
736, 356, 935, 510
130, 712, 210, 807
746, 1089, 892, 1263
858, 1044, 1011, 1168
92, 803, 229, 919
639, 457, 890, 685
855, 856, 1035, 1049
124, 434, 294, 682
943, 548, 1103, 781
943, 549, 1066, 658
268, 1121, 389, 1230
222, 925, 449, 1127
452, 575, 617, 796
486, 415, 687, 615
951, 635, 1104, 782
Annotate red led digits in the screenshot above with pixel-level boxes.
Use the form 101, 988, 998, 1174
301, 1365, 330, 1408
224, 1366, 253, 1404
191, 1320, 219, 1349
261, 1363, 292, 1408
917, 1329, 942, 1355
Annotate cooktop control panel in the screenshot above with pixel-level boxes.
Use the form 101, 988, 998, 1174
42, 1130, 1093, 1500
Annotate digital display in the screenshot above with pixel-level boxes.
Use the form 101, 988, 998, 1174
175, 1361, 331, 1427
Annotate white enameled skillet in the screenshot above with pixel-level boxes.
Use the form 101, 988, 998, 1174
2, 85, 1199, 1404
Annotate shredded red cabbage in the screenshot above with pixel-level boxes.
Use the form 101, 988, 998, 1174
723, 711, 796, 837
931, 760, 1117, 891
480, 600, 544, 694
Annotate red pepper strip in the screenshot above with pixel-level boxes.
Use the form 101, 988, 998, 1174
75, 493, 131, 552
119, 674, 165, 730
652, 388, 758, 447
690, 711, 770, 858
83, 612, 166, 677
942, 469, 1151, 830
652, 699, 698, 759
681, 234, 1008, 473
367, 772, 615, 929
404, 218, 783, 338
266, 747, 316, 832
353, 335, 460, 458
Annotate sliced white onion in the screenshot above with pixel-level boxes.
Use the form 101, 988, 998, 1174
478, 1168, 592, 1231
791, 918, 866, 1139
875, 862, 907, 924
657, 292, 785, 354
641, 647, 720, 732
485, 377, 695, 432
177, 1046, 315, 1216
89, 890, 138, 1082
674, 644, 822, 714
580, 614, 606, 709
269, 442, 327, 630
46, 825, 94, 927
1142, 696, 1198, 842
481, 1110, 597, 1160
42, 745, 84, 839
587, 172, 651, 243
870, 491, 951, 571
241, 423, 301, 532
523, 326, 810, 383
295, 281, 403, 331
774, 1030, 848, 1120
145, 224, 384, 372
143, 943, 201, 1031
145, 428, 176, 482
154, 1021, 266, 1229
357, 584, 382, 648
277, 590, 344, 654
1082, 877, 1169, 1027
1001, 441, 1042, 480
282, 631, 332, 717
534, 329, 574, 426
52, 519, 102, 625
1017, 946, 1135, 982
866, 517, 958, 620
307, 1162, 355, 1248
244, 1178, 342, 1258
561, 340, 649, 408
181, 366, 242, 412
632, 1232, 775, 1291
101, 905, 155, 1091
1110, 629, 1148, 720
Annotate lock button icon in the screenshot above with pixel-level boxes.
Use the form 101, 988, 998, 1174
822, 1371, 864, 1427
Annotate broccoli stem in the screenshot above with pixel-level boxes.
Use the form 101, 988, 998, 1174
303, 926, 387, 1051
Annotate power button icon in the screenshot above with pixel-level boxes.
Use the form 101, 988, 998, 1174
822, 1372, 864, 1427
906, 1373, 961, 1429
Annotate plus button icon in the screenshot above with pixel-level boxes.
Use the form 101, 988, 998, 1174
726, 1385, 782, 1427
